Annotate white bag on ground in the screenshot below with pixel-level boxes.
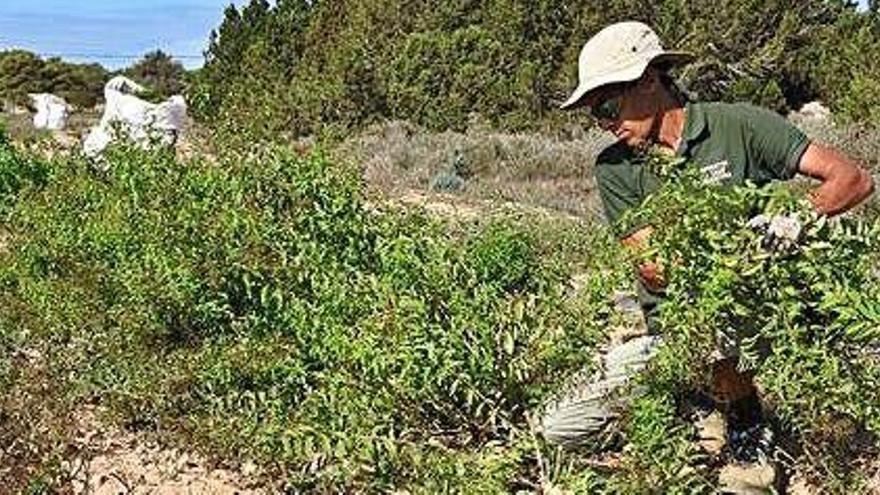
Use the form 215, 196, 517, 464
83, 76, 187, 159
29, 93, 69, 131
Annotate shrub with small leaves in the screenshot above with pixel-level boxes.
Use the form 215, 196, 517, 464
0, 131, 629, 491
619, 153, 880, 488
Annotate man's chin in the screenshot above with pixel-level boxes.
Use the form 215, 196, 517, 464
621, 135, 649, 151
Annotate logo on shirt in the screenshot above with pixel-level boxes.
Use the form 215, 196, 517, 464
701, 160, 732, 185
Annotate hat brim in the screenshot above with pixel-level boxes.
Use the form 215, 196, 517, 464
559, 51, 695, 110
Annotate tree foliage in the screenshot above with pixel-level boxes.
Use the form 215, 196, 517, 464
0, 48, 191, 112
0, 50, 107, 109
190, 0, 880, 137
123, 50, 187, 100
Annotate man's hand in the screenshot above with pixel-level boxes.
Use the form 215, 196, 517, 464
798, 142, 874, 216
622, 226, 667, 291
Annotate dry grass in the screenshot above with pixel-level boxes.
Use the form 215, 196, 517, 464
0, 112, 49, 143
65, 108, 103, 141
339, 112, 880, 226
0, 348, 77, 493
334, 119, 615, 219
1, 108, 101, 150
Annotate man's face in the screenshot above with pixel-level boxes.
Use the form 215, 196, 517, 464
584, 76, 659, 150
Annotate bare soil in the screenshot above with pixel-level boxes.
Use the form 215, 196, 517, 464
66, 407, 268, 495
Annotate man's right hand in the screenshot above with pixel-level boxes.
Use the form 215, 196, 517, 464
622, 226, 667, 291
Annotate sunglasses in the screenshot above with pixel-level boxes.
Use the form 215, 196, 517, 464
589, 94, 624, 121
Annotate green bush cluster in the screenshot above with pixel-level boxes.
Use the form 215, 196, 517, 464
123, 50, 188, 101
0, 49, 189, 113
803, 8, 880, 122
0, 50, 108, 110
0, 129, 631, 490
617, 155, 880, 490
0, 125, 51, 207
191, 0, 880, 138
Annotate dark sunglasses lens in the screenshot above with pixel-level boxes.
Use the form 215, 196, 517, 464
592, 97, 620, 120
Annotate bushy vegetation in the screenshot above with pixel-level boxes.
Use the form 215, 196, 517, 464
0, 128, 635, 491
0, 50, 108, 109
2, 121, 876, 492
123, 50, 187, 100
191, 0, 880, 138
0, 127, 51, 204
614, 154, 880, 491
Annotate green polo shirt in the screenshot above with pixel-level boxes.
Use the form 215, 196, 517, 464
596, 101, 811, 238
594, 101, 811, 333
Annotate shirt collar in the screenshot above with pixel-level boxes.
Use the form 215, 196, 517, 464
676, 101, 708, 157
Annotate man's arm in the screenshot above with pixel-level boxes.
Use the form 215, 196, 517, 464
798, 142, 875, 216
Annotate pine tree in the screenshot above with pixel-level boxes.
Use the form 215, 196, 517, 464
124, 50, 186, 99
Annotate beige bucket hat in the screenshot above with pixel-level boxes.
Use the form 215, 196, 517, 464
560, 21, 694, 110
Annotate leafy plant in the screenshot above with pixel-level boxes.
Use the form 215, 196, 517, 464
618, 155, 880, 489
0, 130, 627, 491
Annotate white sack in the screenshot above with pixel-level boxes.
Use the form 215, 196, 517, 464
82, 125, 114, 159
105, 75, 146, 96
83, 76, 188, 158
29, 93, 69, 130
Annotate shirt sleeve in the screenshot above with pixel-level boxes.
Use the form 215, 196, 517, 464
741, 104, 811, 180
595, 147, 650, 238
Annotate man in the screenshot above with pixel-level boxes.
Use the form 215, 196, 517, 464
540, 21, 874, 450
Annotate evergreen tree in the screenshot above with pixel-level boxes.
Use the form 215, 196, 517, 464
190, 0, 880, 135
0, 51, 44, 108
124, 50, 186, 99
0, 50, 108, 110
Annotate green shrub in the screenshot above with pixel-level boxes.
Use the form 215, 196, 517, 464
610, 393, 711, 494
0, 128, 51, 208
123, 50, 186, 100
618, 154, 880, 490
801, 11, 880, 125
0, 139, 628, 490
384, 23, 549, 131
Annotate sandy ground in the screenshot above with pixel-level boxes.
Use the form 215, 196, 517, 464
66, 407, 268, 495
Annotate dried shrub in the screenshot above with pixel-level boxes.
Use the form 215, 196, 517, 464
335, 119, 614, 218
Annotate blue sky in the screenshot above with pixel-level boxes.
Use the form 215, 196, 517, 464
0, 0, 246, 69
0, 0, 873, 70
